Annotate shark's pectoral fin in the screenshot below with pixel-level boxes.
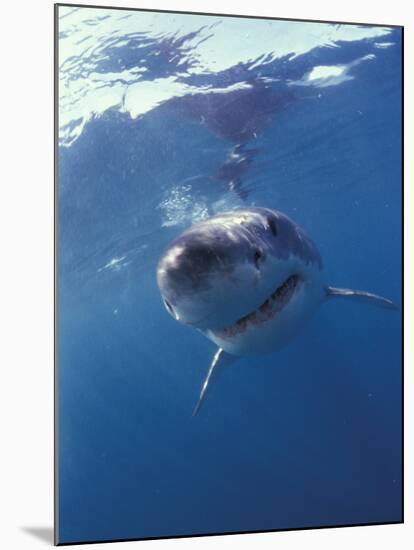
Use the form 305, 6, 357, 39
326, 286, 398, 310
192, 348, 237, 416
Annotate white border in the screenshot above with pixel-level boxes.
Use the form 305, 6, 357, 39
0, 1, 410, 549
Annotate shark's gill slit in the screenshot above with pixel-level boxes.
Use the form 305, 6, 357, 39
215, 274, 301, 338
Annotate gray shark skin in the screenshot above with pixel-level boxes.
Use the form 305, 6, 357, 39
156, 207, 397, 415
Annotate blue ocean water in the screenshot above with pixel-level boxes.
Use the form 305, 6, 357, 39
57, 7, 402, 544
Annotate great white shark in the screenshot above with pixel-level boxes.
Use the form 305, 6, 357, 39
156, 207, 397, 415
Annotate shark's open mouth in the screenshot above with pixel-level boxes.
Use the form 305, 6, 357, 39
212, 274, 301, 339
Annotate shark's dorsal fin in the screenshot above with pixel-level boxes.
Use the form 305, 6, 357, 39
192, 348, 237, 416
326, 286, 398, 309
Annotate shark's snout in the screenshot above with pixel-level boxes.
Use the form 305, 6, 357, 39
157, 225, 261, 328
157, 239, 230, 300
156, 235, 235, 326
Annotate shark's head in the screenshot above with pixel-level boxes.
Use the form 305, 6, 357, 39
157, 208, 325, 355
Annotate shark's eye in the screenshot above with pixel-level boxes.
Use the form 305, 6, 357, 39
164, 299, 174, 315
267, 217, 277, 236
254, 249, 263, 269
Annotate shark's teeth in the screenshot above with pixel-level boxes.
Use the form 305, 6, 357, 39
214, 274, 300, 338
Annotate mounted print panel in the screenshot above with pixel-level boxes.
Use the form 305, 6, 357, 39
55, 3, 403, 545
